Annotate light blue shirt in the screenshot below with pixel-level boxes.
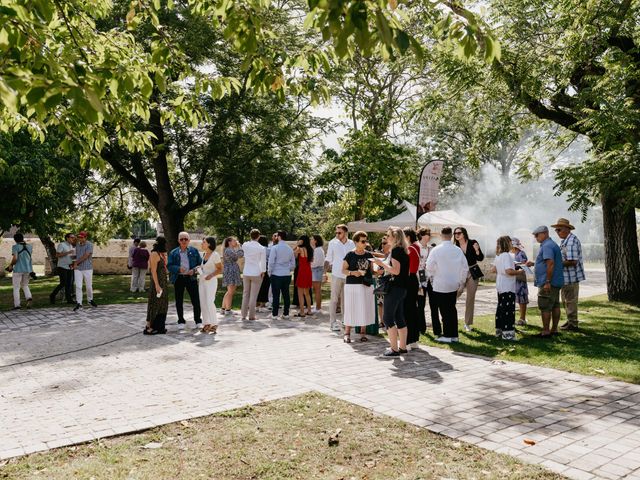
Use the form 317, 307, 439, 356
267, 242, 295, 277
534, 238, 564, 288
11, 243, 33, 273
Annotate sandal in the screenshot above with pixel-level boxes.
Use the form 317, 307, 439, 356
143, 328, 158, 335
360, 336, 368, 342
343, 334, 351, 343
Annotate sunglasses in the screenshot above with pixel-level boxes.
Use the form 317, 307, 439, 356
359, 239, 368, 243
179, 238, 189, 242
454, 232, 462, 235
554, 228, 562, 232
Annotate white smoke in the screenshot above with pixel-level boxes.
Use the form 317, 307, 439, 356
442, 164, 603, 258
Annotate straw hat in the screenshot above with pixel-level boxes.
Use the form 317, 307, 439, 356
550, 218, 575, 230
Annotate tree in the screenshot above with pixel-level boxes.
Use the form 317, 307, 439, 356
0, 130, 88, 266
317, 129, 421, 222
484, 0, 640, 303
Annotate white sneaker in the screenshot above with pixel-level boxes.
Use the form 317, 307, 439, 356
241, 317, 248, 321
281, 314, 290, 320
265, 302, 272, 308
330, 323, 341, 332
270, 314, 279, 320
177, 324, 185, 332
451, 337, 460, 342
464, 325, 472, 332
436, 336, 453, 343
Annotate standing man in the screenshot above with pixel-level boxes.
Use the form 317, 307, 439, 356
425, 227, 469, 343
268, 231, 295, 320
128, 238, 141, 292
551, 218, 585, 331
167, 232, 202, 330
50, 233, 76, 304
325, 224, 355, 332
527, 226, 564, 338
73, 231, 97, 311
241, 228, 266, 321
9, 233, 34, 310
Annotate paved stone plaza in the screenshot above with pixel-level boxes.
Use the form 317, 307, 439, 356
1, 270, 639, 480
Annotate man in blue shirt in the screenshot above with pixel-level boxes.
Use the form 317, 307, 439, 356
527, 225, 564, 338
167, 232, 202, 330
268, 231, 295, 320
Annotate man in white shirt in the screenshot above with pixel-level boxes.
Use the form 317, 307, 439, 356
241, 229, 267, 320
425, 227, 469, 343
324, 224, 355, 332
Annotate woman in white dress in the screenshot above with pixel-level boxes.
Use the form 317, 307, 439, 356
341, 231, 375, 343
198, 237, 223, 334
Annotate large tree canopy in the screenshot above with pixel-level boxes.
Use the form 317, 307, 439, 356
484, 0, 640, 303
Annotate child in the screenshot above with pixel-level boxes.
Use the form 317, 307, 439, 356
493, 236, 519, 340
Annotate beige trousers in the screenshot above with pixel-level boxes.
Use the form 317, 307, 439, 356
456, 272, 479, 326
241, 275, 262, 319
561, 282, 580, 326
330, 276, 346, 327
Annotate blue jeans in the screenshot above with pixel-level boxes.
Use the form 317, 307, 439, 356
270, 275, 291, 316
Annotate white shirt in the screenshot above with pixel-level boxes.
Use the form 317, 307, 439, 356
311, 246, 325, 268
325, 237, 355, 279
425, 241, 468, 293
494, 252, 516, 294
241, 240, 266, 276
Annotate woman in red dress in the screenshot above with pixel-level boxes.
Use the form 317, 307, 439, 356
295, 235, 314, 317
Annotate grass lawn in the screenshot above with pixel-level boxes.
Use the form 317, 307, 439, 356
0, 392, 565, 480
0, 274, 333, 312
419, 295, 640, 384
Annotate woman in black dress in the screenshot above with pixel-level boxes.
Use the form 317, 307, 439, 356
144, 237, 169, 335
454, 227, 484, 332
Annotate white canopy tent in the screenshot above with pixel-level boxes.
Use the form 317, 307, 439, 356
347, 201, 486, 237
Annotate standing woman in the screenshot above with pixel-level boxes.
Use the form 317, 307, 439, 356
221, 236, 244, 315
9, 233, 33, 310
403, 227, 422, 348
372, 227, 410, 357
310, 235, 325, 313
144, 236, 169, 335
341, 231, 375, 343
131, 241, 150, 293
198, 237, 223, 333
493, 236, 519, 340
454, 226, 484, 332
256, 235, 271, 311
511, 237, 529, 326
417, 227, 437, 335
295, 235, 314, 317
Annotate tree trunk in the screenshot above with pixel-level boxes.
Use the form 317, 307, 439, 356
159, 207, 186, 251
601, 192, 640, 304
39, 234, 58, 275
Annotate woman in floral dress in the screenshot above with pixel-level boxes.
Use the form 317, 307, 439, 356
221, 236, 244, 315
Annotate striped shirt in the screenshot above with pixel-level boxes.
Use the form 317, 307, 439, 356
560, 233, 585, 284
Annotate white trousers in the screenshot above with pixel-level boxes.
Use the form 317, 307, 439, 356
74, 269, 93, 304
131, 267, 147, 292
12, 272, 32, 307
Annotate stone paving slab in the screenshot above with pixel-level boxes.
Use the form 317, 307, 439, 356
1, 296, 638, 480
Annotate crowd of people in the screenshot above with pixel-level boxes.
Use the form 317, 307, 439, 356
6, 217, 585, 356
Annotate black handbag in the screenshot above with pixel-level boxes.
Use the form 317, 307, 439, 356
469, 263, 484, 280
373, 275, 393, 295
362, 272, 374, 287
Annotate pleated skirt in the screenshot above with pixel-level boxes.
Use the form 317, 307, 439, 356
343, 284, 375, 327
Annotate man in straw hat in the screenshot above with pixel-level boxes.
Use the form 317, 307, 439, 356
551, 218, 585, 331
